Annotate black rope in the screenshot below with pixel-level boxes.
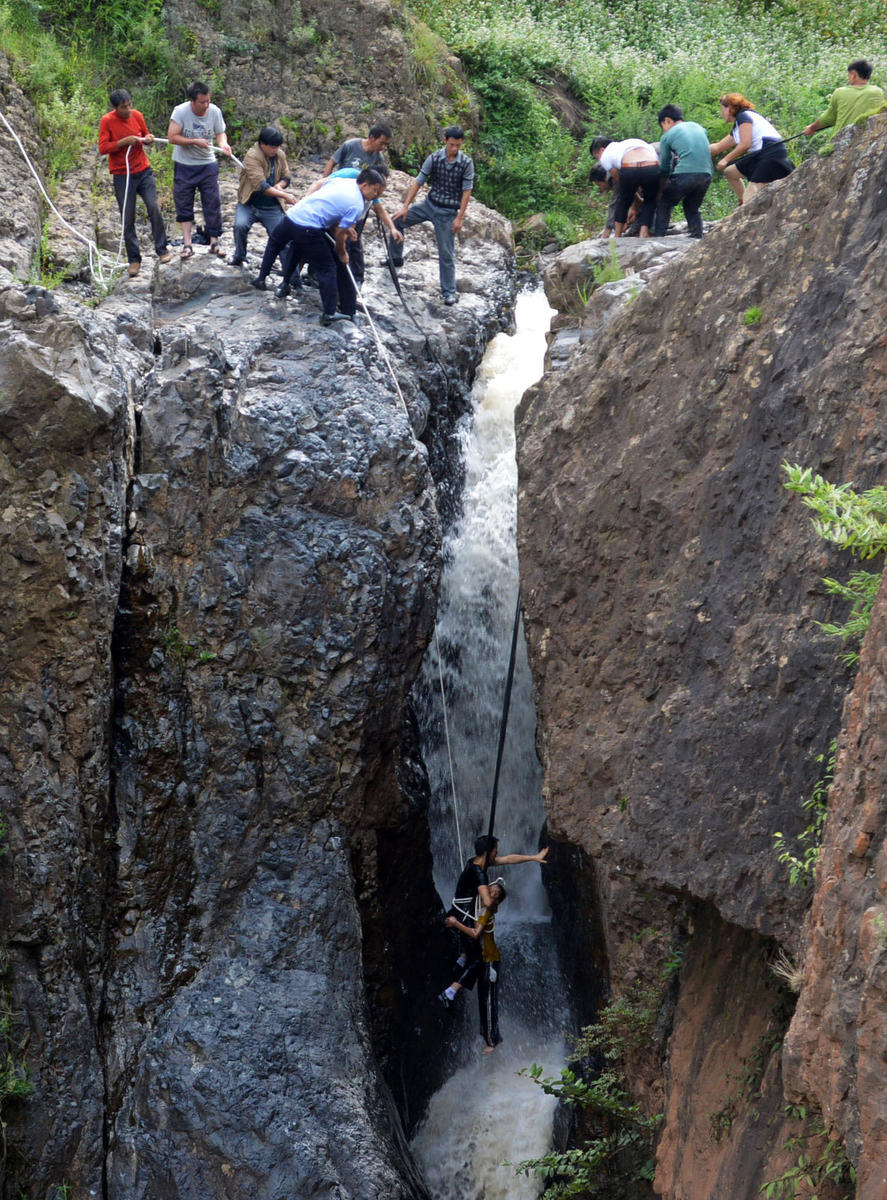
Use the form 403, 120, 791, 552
483, 587, 522, 868
371, 215, 451, 383
723, 129, 807, 167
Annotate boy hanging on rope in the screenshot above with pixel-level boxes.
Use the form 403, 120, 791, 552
443, 881, 507, 1052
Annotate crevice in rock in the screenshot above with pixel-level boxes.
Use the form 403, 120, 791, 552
98, 367, 148, 1200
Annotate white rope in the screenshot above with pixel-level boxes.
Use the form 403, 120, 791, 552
434, 626, 463, 867
0, 106, 117, 287
150, 137, 245, 171
322, 230, 464, 864
335, 239, 411, 418
0, 110, 244, 287
114, 142, 134, 269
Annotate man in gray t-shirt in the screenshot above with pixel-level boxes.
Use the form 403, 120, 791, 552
167, 81, 231, 258
319, 124, 392, 285
323, 123, 392, 176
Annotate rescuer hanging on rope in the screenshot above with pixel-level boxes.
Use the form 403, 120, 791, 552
439, 835, 547, 1023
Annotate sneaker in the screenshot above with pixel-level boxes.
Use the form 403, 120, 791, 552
128, 262, 141, 277
320, 312, 351, 326
229, 257, 245, 267
443, 293, 457, 306
275, 282, 291, 299
303, 271, 319, 289
249, 276, 267, 290
158, 251, 172, 264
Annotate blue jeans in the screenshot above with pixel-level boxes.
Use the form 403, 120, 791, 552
390, 196, 459, 297
653, 172, 711, 238
232, 201, 285, 263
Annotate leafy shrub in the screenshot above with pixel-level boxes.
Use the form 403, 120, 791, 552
514, 981, 663, 1197
773, 740, 835, 888
783, 463, 887, 664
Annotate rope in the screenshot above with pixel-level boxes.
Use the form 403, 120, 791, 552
483, 587, 522, 868
721, 129, 807, 168
371, 215, 451, 385
319, 229, 465, 865
433, 626, 463, 867
0, 110, 244, 288
0, 107, 117, 287
150, 137, 245, 171
114, 142, 134, 269
323, 230, 412, 419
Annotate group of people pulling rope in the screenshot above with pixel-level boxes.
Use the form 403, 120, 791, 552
588, 59, 886, 239
94, 79, 474, 331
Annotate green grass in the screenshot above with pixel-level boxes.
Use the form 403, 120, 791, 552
407, 0, 887, 242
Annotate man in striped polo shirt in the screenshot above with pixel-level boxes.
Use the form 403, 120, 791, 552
389, 125, 474, 306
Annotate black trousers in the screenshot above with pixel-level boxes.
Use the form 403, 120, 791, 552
477, 961, 501, 1047
112, 167, 167, 263
258, 222, 356, 317
653, 172, 711, 238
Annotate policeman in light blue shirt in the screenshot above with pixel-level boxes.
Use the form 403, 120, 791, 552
251, 169, 386, 324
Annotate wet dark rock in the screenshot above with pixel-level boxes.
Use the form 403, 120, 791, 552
0, 108, 514, 1196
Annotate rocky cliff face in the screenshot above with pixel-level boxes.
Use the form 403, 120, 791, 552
162, 0, 474, 160
517, 116, 887, 1197
0, 60, 514, 1198
782, 576, 887, 1200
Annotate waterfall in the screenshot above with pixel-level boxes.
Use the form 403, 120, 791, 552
411, 289, 567, 1199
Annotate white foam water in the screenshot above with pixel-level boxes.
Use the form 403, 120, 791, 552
413, 289, 565, 1199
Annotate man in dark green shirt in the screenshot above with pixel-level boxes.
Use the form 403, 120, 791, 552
652, 104, 713, 239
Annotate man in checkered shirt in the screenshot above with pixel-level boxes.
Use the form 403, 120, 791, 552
389, 125, 474, 306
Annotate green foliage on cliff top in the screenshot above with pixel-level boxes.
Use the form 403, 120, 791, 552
0, 0, 176, 185
405, 0, 887, 241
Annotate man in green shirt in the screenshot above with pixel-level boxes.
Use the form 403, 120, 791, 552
803, 59, 887, 138
652, 104, 713, 239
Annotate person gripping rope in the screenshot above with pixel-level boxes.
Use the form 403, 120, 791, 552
388, 125, 474, 306
249, 167, 386, 323
803, 59, 887, 138
443, 882, 507, 1053
230, 127, 293, 266
709, 94, 794, 206
167, 81, 231, 259
439, 834, 547, 1034
98, 89, 170, 277
320, 125, 393, 286
652, 105, 713, 239
590, 136, 660, 238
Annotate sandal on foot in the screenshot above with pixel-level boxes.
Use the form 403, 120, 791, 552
180, 245, 194, 260
209, 242, 225, 257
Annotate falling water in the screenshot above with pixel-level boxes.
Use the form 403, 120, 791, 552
412, 289, 567, 1200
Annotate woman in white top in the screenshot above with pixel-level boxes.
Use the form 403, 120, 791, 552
710, 93, 794, 205
590, 136, 660, 237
